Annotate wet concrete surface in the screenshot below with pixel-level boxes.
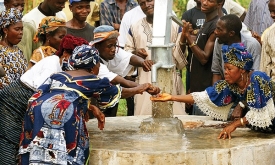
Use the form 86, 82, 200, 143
87, 115, 275, 165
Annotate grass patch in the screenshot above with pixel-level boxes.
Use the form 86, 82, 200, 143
117, 99, 127, 116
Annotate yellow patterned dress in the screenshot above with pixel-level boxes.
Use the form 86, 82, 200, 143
0, 45, 27, 88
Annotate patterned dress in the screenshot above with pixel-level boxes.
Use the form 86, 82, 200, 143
0, 44, 28, 164
192, 71, 275, 132
19, 72, 121, 165
0, 45, 27, 88
30, 46, 57, 64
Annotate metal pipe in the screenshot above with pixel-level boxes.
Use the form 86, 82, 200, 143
171, 15, 183, 27
151, 61, 163, 83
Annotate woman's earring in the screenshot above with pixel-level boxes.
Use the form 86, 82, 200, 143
4, 33, 7, 39
241, 73, 244, 82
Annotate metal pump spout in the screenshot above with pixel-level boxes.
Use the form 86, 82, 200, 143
149, 45, 175, 83
151, 61, 163, 83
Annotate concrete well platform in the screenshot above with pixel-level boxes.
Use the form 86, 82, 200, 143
87, 115, 275, 165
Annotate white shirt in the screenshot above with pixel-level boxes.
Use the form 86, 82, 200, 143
187, 0, 245, 17
0, 1, 4, 12
20, 55, 62, 90
98, 47, 133, 81
23, 7, 67, 28
118, 6, 145, 47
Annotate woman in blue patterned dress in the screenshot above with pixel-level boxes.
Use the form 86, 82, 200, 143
19, 44, 159, 164
0, 34, 89, 165
151, 43, 275, 139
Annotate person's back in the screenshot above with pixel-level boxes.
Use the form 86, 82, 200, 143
19, 45, 121, 164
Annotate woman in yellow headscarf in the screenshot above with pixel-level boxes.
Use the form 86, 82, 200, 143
27, 16, 67, 69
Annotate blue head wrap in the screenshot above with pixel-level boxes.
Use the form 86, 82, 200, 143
67, 44, 100, 70
222, 43, 253, 71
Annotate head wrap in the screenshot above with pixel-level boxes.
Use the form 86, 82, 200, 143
222, 43, 253, 71
67, 44, 100, 70
70, 0, 92, 4
89, 25, 119, 45
56, 35, 89, 56
0, 8, 22, 30
33, 16, 66, 42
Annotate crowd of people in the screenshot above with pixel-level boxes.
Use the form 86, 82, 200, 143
1, 0, 275, 164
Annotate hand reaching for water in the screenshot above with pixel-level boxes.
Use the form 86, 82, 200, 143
146, 85, 160, 95
89, 105, 105, 130
150, 93, 172, 102
142, 60, 154, 72
218, 122, 237, 139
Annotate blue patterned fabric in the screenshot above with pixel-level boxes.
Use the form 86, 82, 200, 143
222, 43, 253, 71
67, 45, 100, 70
19, 72, 121, 164
203, 71, 275, 132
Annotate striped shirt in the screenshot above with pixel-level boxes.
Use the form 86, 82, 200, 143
100, 0, 138, 26
243, 0, 273, 36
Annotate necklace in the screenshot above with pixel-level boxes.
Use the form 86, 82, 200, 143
238, 74, 249, 93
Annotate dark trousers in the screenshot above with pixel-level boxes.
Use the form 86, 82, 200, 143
126, 96, 135, 116
124, 76, 136, 116
103, 103, 119, 117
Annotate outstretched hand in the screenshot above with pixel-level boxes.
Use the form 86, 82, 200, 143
89, 105, 105, 130
135, 83, 151, 94
142, 60, 154, 72
217, 122, 237, 139
150, 93, 172, 102
146, 85, 160, 95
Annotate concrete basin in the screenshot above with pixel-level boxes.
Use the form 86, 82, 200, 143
87, 115, 275, 165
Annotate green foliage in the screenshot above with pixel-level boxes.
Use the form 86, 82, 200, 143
236, 0, 250, 9
173, 0, 188, 18
117, 99, 127, 116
